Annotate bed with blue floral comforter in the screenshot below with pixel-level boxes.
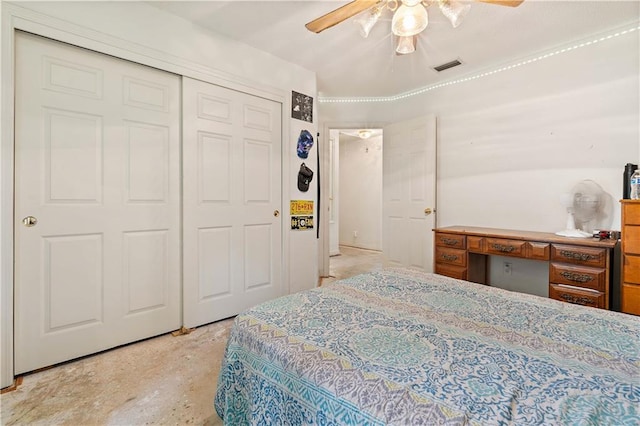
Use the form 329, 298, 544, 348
215, 268, 639, 425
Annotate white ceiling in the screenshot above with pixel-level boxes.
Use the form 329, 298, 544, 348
151, 1, 639, 98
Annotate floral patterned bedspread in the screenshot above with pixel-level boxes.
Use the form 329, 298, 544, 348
215, 269, 639, 425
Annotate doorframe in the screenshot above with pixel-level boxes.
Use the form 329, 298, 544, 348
318, 121, 387, 278
1, 3, 291, 388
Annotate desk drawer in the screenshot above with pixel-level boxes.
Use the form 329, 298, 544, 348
485, 238, 526, 257
549, 284, 605, 309
550, 263, 605, 292
467, 236, 484, 253
435, 263, 467, 280
435, 246, 466, 267
550, 244, 607, 268
435, 232, 466, 249
526, 242, 550, 260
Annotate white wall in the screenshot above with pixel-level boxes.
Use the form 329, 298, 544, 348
1, 1, 317, 388
329, 129, 340, 256
319, 25, 638, 296
320, 27, 639, 233
289, 122, 319, 294
339, 134, 383, 250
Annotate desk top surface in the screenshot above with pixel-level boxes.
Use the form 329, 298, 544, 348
434, 226, 618, 249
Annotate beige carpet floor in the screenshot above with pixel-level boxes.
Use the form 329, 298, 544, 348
322, 245, 383, 285
1, 318, 233, 425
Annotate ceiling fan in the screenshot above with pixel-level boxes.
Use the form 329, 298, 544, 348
306, 0, 524, 55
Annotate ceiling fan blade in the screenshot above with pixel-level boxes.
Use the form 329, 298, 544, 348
476, 0, 525, 6
306, 0, 380, 34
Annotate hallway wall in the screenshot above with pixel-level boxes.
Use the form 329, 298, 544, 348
339, 134, 382, 250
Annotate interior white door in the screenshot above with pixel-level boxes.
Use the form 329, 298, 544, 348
182, 77, 282, 328
14, 32, 181, 374
382, 115, 437, 271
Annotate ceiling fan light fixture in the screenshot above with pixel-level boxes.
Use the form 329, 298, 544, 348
392, 4, 429, 37
355, 6, 383, 38
438, 0, 471, 28
396, 36, 416, 54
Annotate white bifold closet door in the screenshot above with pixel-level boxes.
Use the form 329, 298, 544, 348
182, 77, 283, 328
14, 32, 181, 374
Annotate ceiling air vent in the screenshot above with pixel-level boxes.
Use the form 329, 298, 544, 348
433, 59, 463, 72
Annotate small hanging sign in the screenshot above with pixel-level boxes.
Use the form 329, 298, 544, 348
290, 200, 314, 230
291, 216, 314, 230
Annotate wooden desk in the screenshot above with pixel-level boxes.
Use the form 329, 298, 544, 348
433, 226, 618, 310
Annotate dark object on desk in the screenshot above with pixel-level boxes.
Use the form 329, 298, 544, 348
623, 163, 637, 199
592, 230, 620, 240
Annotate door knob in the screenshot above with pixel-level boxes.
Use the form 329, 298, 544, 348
22, 216, 38, 227
274, 210, 280, 217
424, 208, 433, 215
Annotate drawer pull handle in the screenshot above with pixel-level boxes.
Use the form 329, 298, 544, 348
559, 250, 597, 262
441, 254, 459, 262
559, 271, 594, 283
490, 243, 515, 253
560, 293, 596, 306
440, 238, 459, 246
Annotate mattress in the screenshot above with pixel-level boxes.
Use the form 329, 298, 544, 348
215, 268, 639, 425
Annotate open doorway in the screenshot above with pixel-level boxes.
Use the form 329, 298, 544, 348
323, 128, 384, 284
319, 116, 437, 283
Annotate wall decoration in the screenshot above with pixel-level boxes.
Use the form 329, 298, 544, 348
297, 163, 314, 192
291, 91, 313, 123
290, 200, 314, 230
297, 130, 314, 159
290, 199, 313, 216
291, 216, 314, 230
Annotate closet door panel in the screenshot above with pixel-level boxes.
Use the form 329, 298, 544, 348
14, 32, 181, 374
182, 78, 283, 328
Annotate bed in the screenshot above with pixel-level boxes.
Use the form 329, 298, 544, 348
214, 268, 639, 425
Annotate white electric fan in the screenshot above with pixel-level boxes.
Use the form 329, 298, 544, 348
555, 180, 605, 238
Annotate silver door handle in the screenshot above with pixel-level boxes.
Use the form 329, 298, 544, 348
23, 216, 38, 227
